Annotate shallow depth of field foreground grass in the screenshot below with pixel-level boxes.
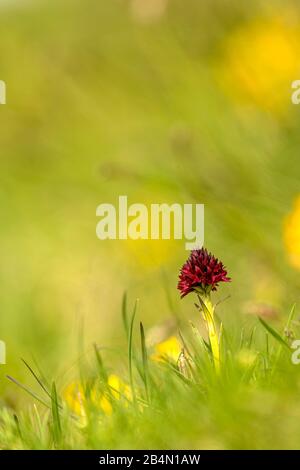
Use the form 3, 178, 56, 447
1, 281, 300, 450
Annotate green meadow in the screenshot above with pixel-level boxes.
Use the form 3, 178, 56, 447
1, 0, 300, 449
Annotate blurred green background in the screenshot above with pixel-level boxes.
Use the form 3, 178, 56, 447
1, 0, 300, 405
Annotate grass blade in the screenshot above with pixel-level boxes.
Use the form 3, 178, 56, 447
122, 291, 128, 336
248, 326, 256, 349
140, 321, 149, 402
13, 414, 23, 441
7, 375, 50, 409
21, 358, 52, 401
286, 303, 297, 330
258, 317, 291, 350
30, 354, 51, 391
93, 343, 108, 383
128, 299, 138, 403
51, 381, 61, 444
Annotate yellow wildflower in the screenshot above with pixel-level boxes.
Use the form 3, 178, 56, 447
99, 396, 113, 416
107, 374, 132, 405
151, 336, 182, 363
63, 374, 132, 419
63, 382, 86, 418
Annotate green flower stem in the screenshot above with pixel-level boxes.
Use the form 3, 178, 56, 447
202, 294, 220, 374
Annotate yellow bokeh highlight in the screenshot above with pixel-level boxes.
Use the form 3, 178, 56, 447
284, 195, 300, 269
121, 192, 182, 270
236, 348, 258, 369
220, 14, 300, 113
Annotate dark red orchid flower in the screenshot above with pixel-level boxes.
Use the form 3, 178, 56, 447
178, 248, 231, 298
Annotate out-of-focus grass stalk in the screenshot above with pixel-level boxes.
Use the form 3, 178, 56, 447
128, 299, 139, 404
